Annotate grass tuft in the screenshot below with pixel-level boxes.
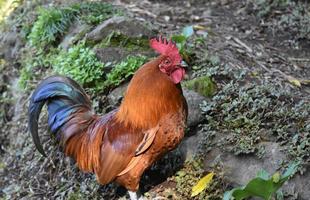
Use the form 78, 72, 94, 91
27, 2, 118, 47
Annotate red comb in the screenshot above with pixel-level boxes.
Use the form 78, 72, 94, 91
150, 36, 182, 65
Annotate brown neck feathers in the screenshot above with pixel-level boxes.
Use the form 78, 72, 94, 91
116, 57, 184, 129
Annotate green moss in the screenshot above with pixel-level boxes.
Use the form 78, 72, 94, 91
67, 191, 84, 200
183, 76, 216, 97
95, 31, 150, 51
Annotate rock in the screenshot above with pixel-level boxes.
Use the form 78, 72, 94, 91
183, 88, 206, 127
208, 142, 287, 185
178, 131, 203, 159
86, 16, 155, 42
204, 142, 310, 200
288, 171, 310, 200
94, 47, 155, 65
94, 47, 131, 64
59, 22, 92, 50
107, 83, 129, 106
0, 74, 7, 93
0, 31, 23, 62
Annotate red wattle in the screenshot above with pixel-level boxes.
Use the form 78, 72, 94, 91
170, 67, 185, 84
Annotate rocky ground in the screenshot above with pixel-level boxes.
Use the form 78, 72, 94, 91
0, 0, 309, 199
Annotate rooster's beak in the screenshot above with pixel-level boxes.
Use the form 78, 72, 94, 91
181, 60, 188, 68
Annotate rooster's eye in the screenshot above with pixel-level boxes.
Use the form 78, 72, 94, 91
164, 59, 171, 65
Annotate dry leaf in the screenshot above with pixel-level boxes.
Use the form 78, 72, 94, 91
191, 172, 215, 197
272, 172, 280, 183
301, 80, 310, 86
288, 79, 301, 87
193, 25, 207, 30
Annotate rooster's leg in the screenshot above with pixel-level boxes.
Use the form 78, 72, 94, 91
128, 190, 144, 200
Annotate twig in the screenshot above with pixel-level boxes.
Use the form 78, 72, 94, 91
256, 61, 272, 73
288, 57, 310, 62
129, 7, 157, 18
231, 37, 253, 53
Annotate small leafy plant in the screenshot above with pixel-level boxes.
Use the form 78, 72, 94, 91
51, 43, 104, 87
171, 26, 194, 63
223, 162, 300, 200
18, 47, 57, 89
103, 55, 147, 89
18, 66, 32, 89
51, 43, 146, 91
198, 66, 310, 159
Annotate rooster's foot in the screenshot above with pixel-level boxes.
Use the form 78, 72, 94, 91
128, 190, 144, 200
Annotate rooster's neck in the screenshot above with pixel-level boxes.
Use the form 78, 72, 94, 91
116, 58, 185, 129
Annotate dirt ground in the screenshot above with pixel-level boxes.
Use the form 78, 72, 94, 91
0, 0, 309, 199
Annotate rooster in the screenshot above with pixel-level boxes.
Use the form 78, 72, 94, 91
28, 36, 188, 200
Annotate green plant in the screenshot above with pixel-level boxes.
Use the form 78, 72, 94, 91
223, 162, 300, 200
28, 6, 78, 47
197, 65, 310, 161
171, 26, 194, 63
18, 66, 32, 89
255, 0, 291, 18
18, 47, 57, 89
103, 55, 147, 89
183, 76, 216, 97
96, 31, 149, 51
52, 43, 104, 87
73, 2, 119, 25
27, 2, 117, 47
55, 53, 147, 92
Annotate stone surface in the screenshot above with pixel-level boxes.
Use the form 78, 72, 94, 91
107, 83, 128, 106
203, 141, 310, 200
59, 22, 92, 50
178, 131, 203, 159
182, 88, 206, 127
94, 47, 155, 65
94, 47, 131, 65
85, 16, 155, 42
0, 31, 23, 62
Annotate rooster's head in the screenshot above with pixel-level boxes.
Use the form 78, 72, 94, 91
150, 36, 186, 84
